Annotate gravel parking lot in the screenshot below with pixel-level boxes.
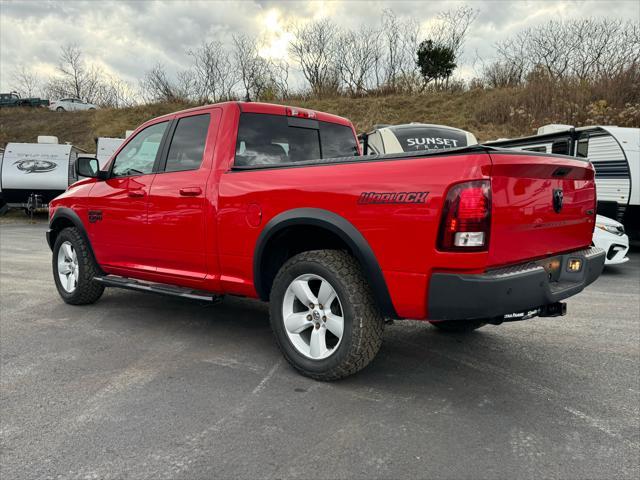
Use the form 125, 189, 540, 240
1, 220, 639, 479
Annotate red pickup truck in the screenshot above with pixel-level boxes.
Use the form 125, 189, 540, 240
47, 102, 605, 380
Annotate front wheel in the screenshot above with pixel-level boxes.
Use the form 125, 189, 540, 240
429, 320, 486, 333
52, 227, 104, 305
56, 106, 65, 112
270, 250, 384, 381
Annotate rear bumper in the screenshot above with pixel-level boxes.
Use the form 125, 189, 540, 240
428, 247, 605, 321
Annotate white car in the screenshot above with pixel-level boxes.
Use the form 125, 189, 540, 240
49, 98, 97, 112
593, 215, 629, 265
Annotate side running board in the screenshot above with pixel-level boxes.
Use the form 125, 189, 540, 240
94, 275, 223, 302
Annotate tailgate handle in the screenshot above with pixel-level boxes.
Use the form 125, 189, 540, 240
553, 167, 571, 177
179, 187, 202, 196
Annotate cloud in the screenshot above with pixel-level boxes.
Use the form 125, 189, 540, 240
1, 0, 637, 94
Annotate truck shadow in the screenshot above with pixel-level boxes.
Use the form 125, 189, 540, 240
88, 289, 570, 403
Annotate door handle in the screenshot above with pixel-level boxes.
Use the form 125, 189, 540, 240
128, 189, 145, 198
179, 187, 202, 196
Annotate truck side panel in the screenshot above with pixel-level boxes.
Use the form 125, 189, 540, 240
218, 153, 493, 319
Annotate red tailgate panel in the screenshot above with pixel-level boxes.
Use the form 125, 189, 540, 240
488, 152, 596, 267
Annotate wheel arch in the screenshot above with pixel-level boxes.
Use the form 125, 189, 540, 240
254, 208, 398, 318
48, 208, 100, 267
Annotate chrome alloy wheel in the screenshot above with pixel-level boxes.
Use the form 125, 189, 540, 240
57, 241, 78, 293
282, 274, 345, 360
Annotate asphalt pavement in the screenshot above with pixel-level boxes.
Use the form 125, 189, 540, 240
1, 221, 638, 479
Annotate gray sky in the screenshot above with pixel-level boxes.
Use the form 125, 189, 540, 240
1, 0, 638, 94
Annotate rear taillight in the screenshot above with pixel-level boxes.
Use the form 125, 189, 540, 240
438, 180, 491, 251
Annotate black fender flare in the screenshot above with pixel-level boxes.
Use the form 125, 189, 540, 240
254, 208, 398, 318
48, 207, 94, 256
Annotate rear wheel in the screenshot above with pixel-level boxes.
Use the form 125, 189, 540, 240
270, 250, 384, 381
429, 320, 486, 333
52, 227, 104, 305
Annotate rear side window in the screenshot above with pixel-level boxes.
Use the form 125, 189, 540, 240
234, 113, 357, 167
389, 126, 468, 152
165, 114, 210, 172
320, 122, 359, 158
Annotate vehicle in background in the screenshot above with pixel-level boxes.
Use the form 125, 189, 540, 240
487, 125, 640, 239
1, 136, 84, 214
359, 123, 477, 155
593, 214, 629, 265
47, 101, 604, 380
49, 98, 97, 112
95, 137, 125, 169
0, 92, 49, 108
0, 147, 5, 214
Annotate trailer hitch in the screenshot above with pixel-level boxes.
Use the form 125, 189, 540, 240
487, 302, 567, 325
538, 302, 567, 318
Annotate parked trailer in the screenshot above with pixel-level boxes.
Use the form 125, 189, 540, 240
0, 137, 84, 212
95, 137, 124, 168
359, 123, 477, 155
487, 125, 640, 239
0, 147, 6, 213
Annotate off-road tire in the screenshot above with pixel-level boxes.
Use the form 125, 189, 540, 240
429, 319, 486, 333
53, 227, 104, 305
270, 250, 384, 381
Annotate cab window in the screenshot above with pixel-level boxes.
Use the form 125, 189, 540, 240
111, 121, 168, 177
164, 114, 210, 172
234, 113, 357, 167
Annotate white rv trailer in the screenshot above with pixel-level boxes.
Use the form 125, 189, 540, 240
487, 125, 640, 238
0, 147, 5, 212
359, 123, 478, 155
95, 136, 124, 168
0, 136, 85, 211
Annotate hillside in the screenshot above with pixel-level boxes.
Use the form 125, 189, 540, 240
1, 88, 637, 152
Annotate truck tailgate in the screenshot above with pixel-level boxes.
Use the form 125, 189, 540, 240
488, 151, 596, 266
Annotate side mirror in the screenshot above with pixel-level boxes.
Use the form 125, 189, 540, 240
76, 156, 106, 179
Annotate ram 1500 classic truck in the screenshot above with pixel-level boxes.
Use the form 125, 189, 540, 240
47, 102, 605, 380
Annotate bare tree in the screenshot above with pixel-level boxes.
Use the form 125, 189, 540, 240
58, 44, 84, 98
140, 64, 182, 103
494, 18, 640, 83
481, 60, 524, 88
381, 10, 401, 88
43, 44, 105, 103
337, 26, 382, 95
232, 33, 272, 100
380, 10, 421, 92
58, 44, 102, 100
428, 6, 478, 61
269, 58, 290, 99
98, 75, 138, 108
189, 40, 239, 102
11, 65, 41, 97
289, 19, 340, 96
